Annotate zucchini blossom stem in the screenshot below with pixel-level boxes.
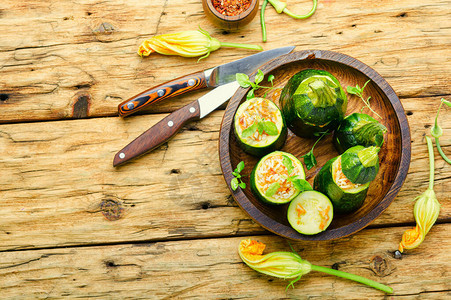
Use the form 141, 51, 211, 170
260, 0, 269, 42
431, 99, 451, 164
268, 0, 318, 19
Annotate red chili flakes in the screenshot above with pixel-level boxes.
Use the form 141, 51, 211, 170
212, 0, 251, 16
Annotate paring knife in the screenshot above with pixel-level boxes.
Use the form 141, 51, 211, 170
117, 46, 295, 117
113, 81, 240, 167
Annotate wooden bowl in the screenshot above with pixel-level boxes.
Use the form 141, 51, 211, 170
202, 0, 259, 31
219, 50, 411, 241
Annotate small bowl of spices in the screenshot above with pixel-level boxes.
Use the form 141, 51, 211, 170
202, 0, 259, 31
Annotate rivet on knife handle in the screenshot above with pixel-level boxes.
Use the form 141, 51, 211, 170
118, 71, 207, 117
113, 100, 201, 167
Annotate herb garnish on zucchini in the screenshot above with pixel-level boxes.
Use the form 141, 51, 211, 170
234, 98, 287, 157
250, 151, 305, 205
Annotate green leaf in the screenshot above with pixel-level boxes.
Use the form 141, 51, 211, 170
232, 171, 239, 177
268, 74, 275, 83
265, 182, 280, 197
246, 89, 255, 100
231, 177, 239, 191
262, 121, 279, 135
236, 161, 245, 173
346, 86, 359, 95
242, 122, 258, 138
302, 151, 317, 170
257, 121, 265, 135
255, 69, 264, 85
362, 79, 371, 90
292, 179, 313, 192
282, 155, 294, 174
236, 73, 252, 88
238, 181, 246, 189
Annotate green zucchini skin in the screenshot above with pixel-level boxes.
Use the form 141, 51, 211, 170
279, 69, 347, 138
333, 113, 387, 154
250, 151, 305, 205
341, 145, 380, 184
314, 157, 369, 214
234, 98, 288, 157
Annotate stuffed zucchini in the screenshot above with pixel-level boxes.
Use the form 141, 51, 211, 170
313, 146, 380, 213
234, 98, 287, 157
279, 69, 347, 138
250, 151, 305, 205
333, 113, 387, 154
287, 191, 333, 235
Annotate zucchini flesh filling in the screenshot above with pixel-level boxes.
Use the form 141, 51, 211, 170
256, 154, 303, 201
332, 156, 363, 192
236, 98, 283, 147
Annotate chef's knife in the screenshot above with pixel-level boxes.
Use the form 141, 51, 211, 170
117, 46, 295, 117
113, 81, 240, 167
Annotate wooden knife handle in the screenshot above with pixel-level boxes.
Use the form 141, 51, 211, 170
118, 71, 207, 117
113, 100, 201, 167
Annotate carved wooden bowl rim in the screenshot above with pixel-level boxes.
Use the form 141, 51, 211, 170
219, 50, 411, 241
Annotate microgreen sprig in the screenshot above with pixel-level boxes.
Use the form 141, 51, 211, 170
231, 161, 246, 191
431, 98, 451, 164
347, 80, 382, 119
236, 70, 280, 100
282, 155, 313, 192
300, 131, 329, 170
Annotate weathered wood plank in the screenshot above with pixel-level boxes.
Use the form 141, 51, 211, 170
0, 97, 449, 250
0, 224, 449, 299
0, 0, 450, 123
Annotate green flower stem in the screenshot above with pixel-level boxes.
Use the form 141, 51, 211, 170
260, 0, 269, 42
435, 137, 451, 165
425, 136, 435, 190
310, 264, 393, 294
283, 0, 318, 19
219, 42, 263, 51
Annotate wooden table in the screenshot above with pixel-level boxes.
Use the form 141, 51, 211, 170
0, 0, 450, 298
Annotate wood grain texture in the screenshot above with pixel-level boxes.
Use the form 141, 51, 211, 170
0, 225, 449, 299
0, 0, 450, 123
0, 106, 449, 251
220, 50, 411, 241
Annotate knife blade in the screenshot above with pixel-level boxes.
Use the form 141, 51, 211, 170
117, 46, 295, 117
113, 81, 240, 167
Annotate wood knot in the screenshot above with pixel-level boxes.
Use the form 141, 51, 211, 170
72, 91, 91, 119
370, 255, 394, 277
0, 93, 9, 102
93, 22, 116, 35
100, 199, 124, 221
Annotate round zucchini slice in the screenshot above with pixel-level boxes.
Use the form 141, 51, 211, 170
287, 191, 334, 235
250, 151, 305, 205
279, 69, 347, 138
314, 156, 370, 214
333, 113, 387, 154
234, 97, 287, 157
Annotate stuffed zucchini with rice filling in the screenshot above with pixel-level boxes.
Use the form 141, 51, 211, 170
234, 98, 287, 157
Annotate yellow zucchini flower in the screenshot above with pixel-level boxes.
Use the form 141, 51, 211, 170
399, 136, 441, 252
238, 239, 393, 293
138, 28, 262, 60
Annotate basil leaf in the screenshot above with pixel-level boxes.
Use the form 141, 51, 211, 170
282, 155, 294, 175
292, 179, 313, 192
236, 161, 245, 173
255, 69, 264, 85
302, 151, 317, 170
265, 182, 280, 197
242, 122, 258, 138
247, 89, 255, 100
236, 73, 252, 88
238, 181, 246, 189
262, 121, 279, 136
231, 177, 239, 191
267, 74, 274, 83
257, 121, 265, 135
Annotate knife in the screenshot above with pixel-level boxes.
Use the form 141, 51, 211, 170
117, 46, 295, 117
113, 81, 240, 167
